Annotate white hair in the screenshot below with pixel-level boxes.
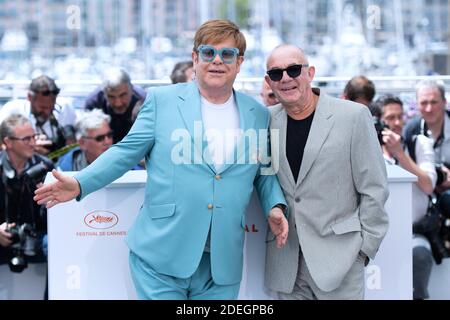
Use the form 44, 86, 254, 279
102, 68, 131, 90
75, 109, 111, 140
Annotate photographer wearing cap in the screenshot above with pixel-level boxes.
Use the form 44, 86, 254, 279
375, 94, 437, 300
0, 75, 77, 157
0, 114, 54, 275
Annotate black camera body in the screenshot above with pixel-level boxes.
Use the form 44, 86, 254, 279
24, 162, 50, 185
374, 118, 389, 145
413, 202, 450, 264
8, 223, 40, 273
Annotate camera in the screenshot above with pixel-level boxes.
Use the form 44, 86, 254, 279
436, 165, 447, 186
8, 223, 41, 273
3, 161, 51, 273
373, 117, 389, 145
24, 162, 50, 185
413, 201, 450, 264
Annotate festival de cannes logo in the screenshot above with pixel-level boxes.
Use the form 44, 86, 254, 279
84, 210, 119, 230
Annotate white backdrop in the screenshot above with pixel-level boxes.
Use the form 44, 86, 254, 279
43, 166, 416, 300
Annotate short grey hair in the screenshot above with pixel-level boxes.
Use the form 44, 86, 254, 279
102, 68, 131, 91
75, 109, 111, 140
0, 114, 31, 142
416, 79, 446, 101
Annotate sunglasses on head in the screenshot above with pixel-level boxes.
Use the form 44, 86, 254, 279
35, 89, 60, 96
83, 131, 114, 142
266, 64, 309, 82
197, 45, 240, 64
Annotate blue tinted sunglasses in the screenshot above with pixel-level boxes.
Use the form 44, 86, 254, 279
197, 45, 240, 64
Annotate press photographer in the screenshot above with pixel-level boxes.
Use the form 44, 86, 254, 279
374, 94, 442, 300
0, 114, 54, 277
0, 75, 77, 157
403, 81, 450, 257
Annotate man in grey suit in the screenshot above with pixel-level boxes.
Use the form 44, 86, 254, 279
264, 44, 389, 300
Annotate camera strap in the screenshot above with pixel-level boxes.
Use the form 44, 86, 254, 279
419, 115, 447, 150
0, 159, 12, 225
405, 134, 418, 163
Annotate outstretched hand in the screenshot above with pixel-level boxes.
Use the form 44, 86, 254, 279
33, 169, 81, 208
268, 207, 289, 249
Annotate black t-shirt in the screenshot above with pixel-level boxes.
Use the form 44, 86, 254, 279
286, 111, 315, 183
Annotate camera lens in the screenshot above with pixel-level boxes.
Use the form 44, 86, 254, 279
8, 254, 28, 273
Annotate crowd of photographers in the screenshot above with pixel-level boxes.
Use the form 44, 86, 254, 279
342, 76, 450, 300
0, 64, 195, 298
0, 69, 149, 299
0, 68, 449, 299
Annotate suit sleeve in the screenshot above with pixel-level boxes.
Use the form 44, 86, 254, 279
351, 107, 389, 259
75, 89, 157, 200
254, 110, 288, 218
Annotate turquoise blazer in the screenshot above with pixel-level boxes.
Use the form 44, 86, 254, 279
75, 82, 286, 285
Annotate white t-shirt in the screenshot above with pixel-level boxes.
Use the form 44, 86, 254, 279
201, 94, 241, 172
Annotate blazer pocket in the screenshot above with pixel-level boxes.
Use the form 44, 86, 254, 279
331, 217, 361, 234
147, 203, 176, 219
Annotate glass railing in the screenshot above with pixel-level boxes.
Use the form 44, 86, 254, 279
2, 75, 450, 117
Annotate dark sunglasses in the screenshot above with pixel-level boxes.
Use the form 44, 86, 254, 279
266, 64, 309, 81
9, 134, 39, 143
36, 89, 60, 96
83, 131, 114, 142
197, 45, 240, 64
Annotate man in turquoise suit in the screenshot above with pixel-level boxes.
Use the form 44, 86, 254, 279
34, 19, 288, 300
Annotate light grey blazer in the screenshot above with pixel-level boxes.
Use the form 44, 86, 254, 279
265, 92, 389, 293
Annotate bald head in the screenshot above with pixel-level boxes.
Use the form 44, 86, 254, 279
264, 44, 316, 116
266, 44, 308, 69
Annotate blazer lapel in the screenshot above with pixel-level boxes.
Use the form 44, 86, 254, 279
296, 93, 334, 187
218, 90, 256, 174
272, 106, 296, 189
177, 82, 215, 173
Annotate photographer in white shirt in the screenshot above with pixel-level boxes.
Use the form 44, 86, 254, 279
375, 94, 436, 300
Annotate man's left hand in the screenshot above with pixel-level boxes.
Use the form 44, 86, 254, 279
268, 207, 289, 249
